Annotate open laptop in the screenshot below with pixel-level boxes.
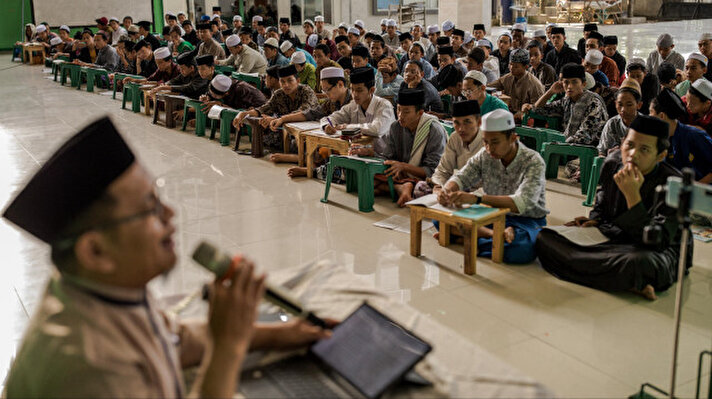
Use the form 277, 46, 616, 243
239, 302, 432, 399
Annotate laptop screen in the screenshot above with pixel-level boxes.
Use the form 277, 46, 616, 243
310, 303, 432, 399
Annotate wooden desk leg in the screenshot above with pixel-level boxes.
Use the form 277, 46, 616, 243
152, 98, 160, 124
251, 124, 264, 158
282, 130, 290, 155
306, 139, 317, 178
410, 209, 422, 257
438, 221, 450, 247
166, 100, 176, 128
144, 92, 152, 116
297, 135, 305, 167
463, 225, 478, 275
491, 217, 506, 264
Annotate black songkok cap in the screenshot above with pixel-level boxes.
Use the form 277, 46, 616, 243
176, 52, 196, 66
588, 31, 604, 42
397, 88, 425, 106
196, 54, 214, 66
137, 21, 152, 30
2, 117, 135, 244
437, 64, 464, 89
166, 14, 177, 21
561, 63, 585, 81
278, 64, 298, 78
656, 88, 687, 120
452, 99, 481, 116
603, 35, 618, 45
551, 27, 565, 35
349, 67, 375, 84
239, 27, 253, 35
584, 23, 598, 32
630, 115, 669, 141
473, 24, 485, 31
266, 65, 280, 78
133, 39, 150, 52
122, 40, 136, 52
351, 45, 370, 59
334, 35, 349, 45
399, 32, 413, 42
452, 29, 465, 38
279, 17, 290, 24
74, 31, 84, 40
436, 36, 450, 46
371, 35, 385, 44
438, 45, 454, 56
212, 6, 221, 11
196, 23, 211, 30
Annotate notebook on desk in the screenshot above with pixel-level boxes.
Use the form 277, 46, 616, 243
239, 303, 432, 399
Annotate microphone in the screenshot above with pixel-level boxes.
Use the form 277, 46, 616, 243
191, 241, 328, 329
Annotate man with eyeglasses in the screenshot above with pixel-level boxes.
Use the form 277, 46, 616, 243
698, 33, 712, 81
2, 117, 333, 398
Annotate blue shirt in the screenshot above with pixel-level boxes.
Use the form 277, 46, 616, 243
592, 70, 609, 87
667, 122, 712, 181
481, 94, 509, 116
297, 48, 317, 67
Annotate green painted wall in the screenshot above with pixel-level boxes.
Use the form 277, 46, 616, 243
153, 0, 165, 33
0, 0, 33, 51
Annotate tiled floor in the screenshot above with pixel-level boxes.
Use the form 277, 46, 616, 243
2, 18, 712, 397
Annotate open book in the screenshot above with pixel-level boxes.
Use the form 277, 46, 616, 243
542, 225, 610, 246
207, 105, 229, 120
285, 121, 322, 131
406, 193, 501, 220
405, 193, 457, 213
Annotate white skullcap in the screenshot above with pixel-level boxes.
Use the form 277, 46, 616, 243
464, 31, 473, 44
36, 25, 47, 33
177, 12, 186, 16
499, 31, 512, 40
380, 18, 388, 25
315, 15, 324, 22
512, 23, 526, 32
481, 109, 515, 132
348, 27, 360, 35
50, 37, 63, 46
338, 22, 348, 29
546, 23, 558, 28
700, 33, 712, 41
290, 51, 306, 64
263, 37, 279, 48
427, 25, 440, 34
386, 19, 397, 27
442, 20, 454, 31
225, 34, 241, 47
303, 19, 314, 27
584, 72, 595, 90
233, 15, 242, 21
692, 79, 712, 101
307, 33, 318, 48
477, 39, 492, 48
585, 49, 603, 65
280, 40, 293, 52
211, 14, 220, 20
210, 74, 233, 93
321, 66, 344, 80
354, 20, 365, 29
252, 15, 263, 22
59, 25, 70, 32
465, 70, 487, 86
153, 47, 171, 59
109, 16, 120, 22
533, 29, 546, 37
688, 52, 709, 65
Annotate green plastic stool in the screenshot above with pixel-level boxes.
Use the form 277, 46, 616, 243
441, 94, 453, 115
121, 82, 143, 113
51, 58, 69, 81
583, 156, 605, 207
515, 126, 567, 153
78, 68, 109, 92
541, 142, 598, 195
112, 73, 143, 99
60, 63, 81, 87
320, 156, 396, 213
215, 65, 235, 75
523, 110, 562, 131
182, 100, 210, 136
209, 108, 242, 146
232, 72, 262, 89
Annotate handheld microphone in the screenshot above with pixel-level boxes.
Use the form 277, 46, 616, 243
191, 241, 328, 329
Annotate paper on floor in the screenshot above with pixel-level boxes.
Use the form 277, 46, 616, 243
543, 225, 610, 246
374, 215, 433, 234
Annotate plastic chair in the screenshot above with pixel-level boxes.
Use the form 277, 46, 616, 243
51, 58, 70, 81
583, 156, 605, 207
78, 68, 109, 92
215, 65, 235, 75
121, 82, 143, 112
541, 142, 598, 195
209, 108, 241, 146
231, 72, 262, 90
60, 63, 81, 87
113, 73, 143, 99
182, 99, 210, 136
516, 126, 566, 153
320, 156, 396, 213
522, 110, 562, 131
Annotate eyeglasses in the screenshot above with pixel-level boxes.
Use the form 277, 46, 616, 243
462, 89, 475, 97
321, 85, 334, 94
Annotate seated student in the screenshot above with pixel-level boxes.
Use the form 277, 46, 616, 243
527, 41, 557, 89
269, 67, 352, 172
395, 32, 414, 70
114, 40, 137, 75
437, 109, 549, 264
682, 78, 712, 135
238, 27, 261, 53
281, 40, 317, 67
657, 62, 680, 92
598, 79, 644, 155
583, 31, 619, 87
431, 46, 467, 88
465, 47, 497, 84
650, 88, 712, 183
261, 65, 281, 98
195, 23, 226, 60
487, 48, 545, 121
477, 40, 500, 80
523, 63, 608, 146
263, 37, 289, 67
168, 25, 194, 56
420, 99, 484, 199
602, 35, 627, 84
351, 45, 375, 72
130, 40, 158, 78
348, 88, 446, 206
405, 42, 435, 80
375, 56, 404, 97
647, 33, 685, 75
147, 53, 209, 100
136, 21, 161, 50
222, 35, 267, 76
396, 59, 443, 113
544, 27, 582, 75
492, 32, 513, 76
451, 29, 469, 59
334, 35, 353, 70
432, 64, 465, 103
48, 37, 65, 57
536, 115, 687, 300
73, 31, 119, 71
182, 20, 200, 46
123, 47, 179, 86
370, 35, 394, 67
313, 44, 343, 92
291, 51, 317, 90
197, 74, 267, 116
675, 53, 708, 98
627, 58, 661, 116
583, 49, 610, 88
463, 70, 509, 115
65, 31, 93, 64
233, 65, 319, 152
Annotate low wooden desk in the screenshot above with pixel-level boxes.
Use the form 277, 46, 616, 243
139, 85, 155, 116
282, 122, 323, 167
153, 93, 185, 128
303, 131, 374, 178
243, 117, 265, 158
23, 44, 45, 64
408, 205, 509, 275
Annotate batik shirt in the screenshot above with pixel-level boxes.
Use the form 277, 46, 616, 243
302, 91, 352, 121
447, 142, 549, 219
257, 84, 319, 116
533, 90, 609, 145
597, 113, 641, 154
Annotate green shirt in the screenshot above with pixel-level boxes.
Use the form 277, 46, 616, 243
176, 40, 195, 54
298, 63, 317, 91
481, 94, 509, 116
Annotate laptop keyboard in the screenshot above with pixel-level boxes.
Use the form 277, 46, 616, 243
264, 357, 347, 398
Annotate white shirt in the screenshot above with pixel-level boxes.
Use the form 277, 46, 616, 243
320, 95, 395, 138
111, 27, 128, 45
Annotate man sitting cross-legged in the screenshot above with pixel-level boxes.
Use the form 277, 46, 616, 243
198, 74, 267, 117
536, 115, 688, 300
233, 65, 319, 154
350, 88, 446, 206
437, 109, 549, 264
146, 52, 209, 101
